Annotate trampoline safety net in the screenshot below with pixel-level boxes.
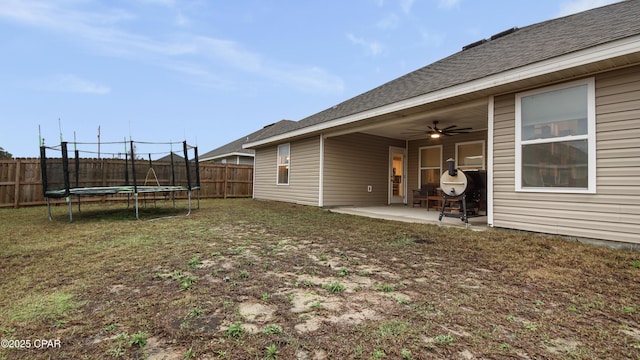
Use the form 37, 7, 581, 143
40, 139, 200, 222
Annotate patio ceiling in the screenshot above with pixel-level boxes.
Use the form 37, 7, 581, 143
354, 98, 489, 141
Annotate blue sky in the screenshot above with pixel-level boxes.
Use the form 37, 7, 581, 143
0, 0, 620, 158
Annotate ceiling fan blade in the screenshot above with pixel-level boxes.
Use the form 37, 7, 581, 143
446, 127, 472, 132
442, 125, 457, 131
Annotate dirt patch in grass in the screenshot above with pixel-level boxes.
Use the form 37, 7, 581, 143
1, 199, 639, 359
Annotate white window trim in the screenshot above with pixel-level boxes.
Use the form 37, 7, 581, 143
515, 77, 596, 193
276, 143, 290, 185
455, 140, 486, 170
418, 145, 443, 187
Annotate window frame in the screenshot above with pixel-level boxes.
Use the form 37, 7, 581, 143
276, 143, 290, 185
455, 140, 485, 171
515, 78, 596, 193
418, 145, 442, 187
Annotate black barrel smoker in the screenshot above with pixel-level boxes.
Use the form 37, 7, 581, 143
438, 158, 486, 226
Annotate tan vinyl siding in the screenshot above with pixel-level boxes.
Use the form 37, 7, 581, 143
323, 133, 404, 206
253, 136, 320, 206
407, 131, 487, 201
492, 65, 640, 245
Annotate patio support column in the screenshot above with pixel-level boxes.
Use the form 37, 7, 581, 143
487, 96, 495, 227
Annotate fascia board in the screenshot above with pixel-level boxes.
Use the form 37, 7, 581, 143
199, 152, 254, 162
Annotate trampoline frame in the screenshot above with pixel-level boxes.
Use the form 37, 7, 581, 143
40, 140, 200, 222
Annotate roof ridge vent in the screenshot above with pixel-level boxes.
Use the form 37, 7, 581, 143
490, 27, 518, 40
462, 38, 487, 51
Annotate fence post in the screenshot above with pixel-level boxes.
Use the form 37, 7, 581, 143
223, 164, 228, 199
13, 159, 21, 208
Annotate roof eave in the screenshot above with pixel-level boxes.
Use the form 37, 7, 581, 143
200, 152, 255, 162
243, 34, 640, 149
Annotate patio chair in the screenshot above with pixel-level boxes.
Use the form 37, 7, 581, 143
412, 185, 435, 208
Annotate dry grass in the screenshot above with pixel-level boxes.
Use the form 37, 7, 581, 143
1, 199, 639, 359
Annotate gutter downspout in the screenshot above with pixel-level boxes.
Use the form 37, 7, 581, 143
318, 134, 324, 207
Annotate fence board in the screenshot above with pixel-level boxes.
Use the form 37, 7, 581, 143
0, 158, 253, 208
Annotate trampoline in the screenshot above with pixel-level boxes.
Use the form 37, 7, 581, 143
40, 139, 200, 222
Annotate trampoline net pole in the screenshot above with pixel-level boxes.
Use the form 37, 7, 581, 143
40, 146, 48, 198
194, 146, 200, 189
61, 142, 72, 223
193, 146, 200, 209
183, 141, 192, 191
130, 141, 138, 195
75, 149, 81, 212
170, 152, 176, 209
40, 145, 52, 221
125, 152, 130, 208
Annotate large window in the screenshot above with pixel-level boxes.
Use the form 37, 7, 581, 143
515, 78, 596, 192
277, 143, 290, 185
419, 146, 442, 187
456, 141, 485, 171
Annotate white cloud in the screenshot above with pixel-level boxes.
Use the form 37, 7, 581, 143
346, 33, 384, 56
196, 37, 344, 93
47, 74, 111, 94
419, 30, 445, 48
376, 13, 400, 30
438, 0, 460, 9
271, 65, 345, 94
175, 10, 189, 26
399, 0, 415, 14
0, 1, 344, 94
556, 0, 619, 17
135, 0, 176, 6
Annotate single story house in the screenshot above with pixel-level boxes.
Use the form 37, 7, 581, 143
156, 152, 184, 162
200, 120, 295, 164
243, 1, 640, 246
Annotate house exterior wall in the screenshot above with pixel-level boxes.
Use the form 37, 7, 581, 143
208, 155, 254, 165
407, 131, 487, 201
492, 65, 640, 245
323, 133, 405, 206
253, 136, 320, 206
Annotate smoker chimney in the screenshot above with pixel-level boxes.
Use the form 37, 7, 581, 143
447, 158, 457, 176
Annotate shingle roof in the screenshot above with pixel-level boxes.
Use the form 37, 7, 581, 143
156, 152, 184, 162
200, 120, 296, 160
249, 0, 640, 143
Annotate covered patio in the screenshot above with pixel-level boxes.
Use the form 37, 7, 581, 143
329, 205, 488, 230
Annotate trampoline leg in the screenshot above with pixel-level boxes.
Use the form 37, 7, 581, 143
135, 193, 140, 220
46, 198, 52, 221
186, 191, 192, 216
197, 190, 200, 209
67, 196, 73, 223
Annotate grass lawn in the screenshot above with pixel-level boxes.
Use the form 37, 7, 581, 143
1, 198, 639, 359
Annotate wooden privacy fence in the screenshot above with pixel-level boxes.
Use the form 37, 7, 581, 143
0, 158, 253, 208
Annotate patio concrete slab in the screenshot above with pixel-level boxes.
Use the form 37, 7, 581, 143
329, 205, 488, 231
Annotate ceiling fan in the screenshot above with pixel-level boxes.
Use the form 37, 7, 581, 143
404, 121, 472, 139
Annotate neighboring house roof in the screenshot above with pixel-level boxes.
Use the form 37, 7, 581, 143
244, 0, 640, 147
156, 152, 184, 162
200, 120, 296, 161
